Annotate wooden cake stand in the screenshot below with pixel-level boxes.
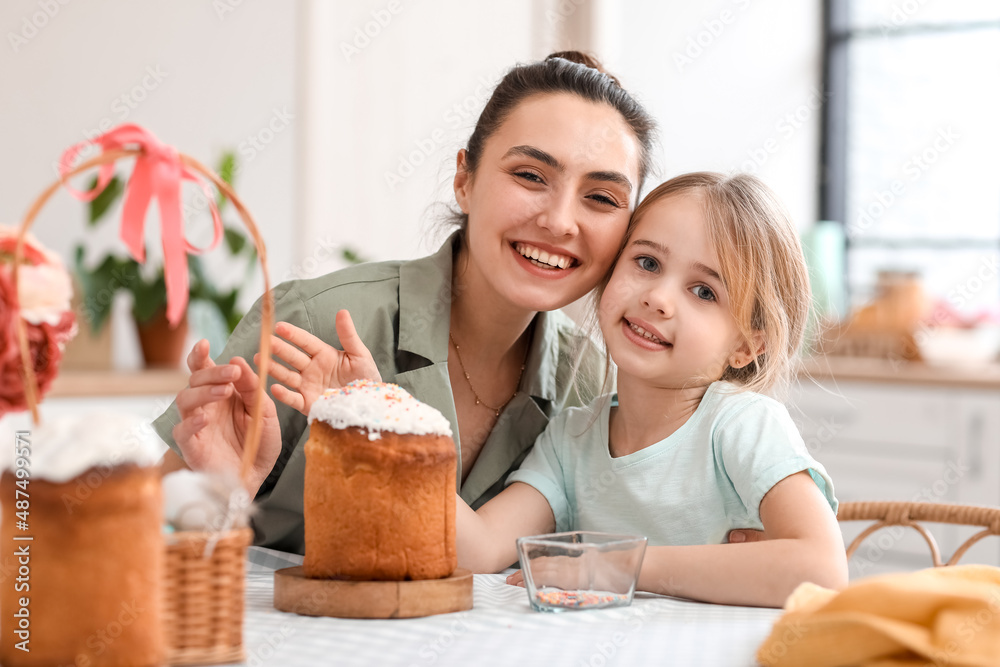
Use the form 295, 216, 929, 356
273, 567, 474, 619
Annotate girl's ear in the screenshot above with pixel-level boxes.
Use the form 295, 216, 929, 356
453, 149, 472, 214
728, 332, 766, 369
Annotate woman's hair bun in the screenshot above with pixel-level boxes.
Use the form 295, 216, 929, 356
545, 51, 621, 86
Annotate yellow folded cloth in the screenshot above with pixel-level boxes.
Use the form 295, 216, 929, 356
756, 565, 1000, 666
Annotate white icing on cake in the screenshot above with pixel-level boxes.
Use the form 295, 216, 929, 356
1, 412, 164, 483
308, 380, 452, 438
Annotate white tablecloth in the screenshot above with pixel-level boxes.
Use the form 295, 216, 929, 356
231, 547, 782, 667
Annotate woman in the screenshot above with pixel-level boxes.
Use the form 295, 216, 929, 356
154, 52, 658, 553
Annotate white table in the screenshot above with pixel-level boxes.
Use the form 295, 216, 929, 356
231, 547, 782, 667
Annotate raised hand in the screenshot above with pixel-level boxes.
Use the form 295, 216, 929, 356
172, 339, 283, 497
256, 309, 381, 416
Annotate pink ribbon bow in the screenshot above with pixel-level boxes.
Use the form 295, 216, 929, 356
59, 124, 224, 327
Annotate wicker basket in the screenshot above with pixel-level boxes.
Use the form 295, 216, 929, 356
164, 528, 254, 665
14, 133, 275, 666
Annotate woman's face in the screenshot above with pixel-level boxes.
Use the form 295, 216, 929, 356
455, 93, 642, 313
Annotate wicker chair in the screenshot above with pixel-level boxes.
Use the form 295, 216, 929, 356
838, 501, 1000, 567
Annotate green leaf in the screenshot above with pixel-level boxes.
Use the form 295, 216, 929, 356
215, 151, 237, 213
73, 250, 132, 333
224, 227, 247, 255
130, 268, 167, 323
88, 175, 123, 226
218, 151, 236, 185
187, 254, 209, 288
341, 247, 368, 264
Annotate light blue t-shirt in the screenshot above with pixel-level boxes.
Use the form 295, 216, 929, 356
507, 381, 837, 546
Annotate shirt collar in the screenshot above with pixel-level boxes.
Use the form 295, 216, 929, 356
397, 232, 562, 404
397, 233, 457, 364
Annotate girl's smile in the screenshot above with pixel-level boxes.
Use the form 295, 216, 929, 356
621, 317, 672, 350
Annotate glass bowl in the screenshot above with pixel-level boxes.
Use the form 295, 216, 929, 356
515, 531, 647, 612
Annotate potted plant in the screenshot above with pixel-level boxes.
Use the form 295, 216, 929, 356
73, 151, 258, 367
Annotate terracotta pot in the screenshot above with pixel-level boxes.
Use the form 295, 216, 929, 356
135, 308, 189, 368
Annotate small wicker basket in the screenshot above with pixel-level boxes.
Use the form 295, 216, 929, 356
164, 528, 254, 665
14, 136, 275, 666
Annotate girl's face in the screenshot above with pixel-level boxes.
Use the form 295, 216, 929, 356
598, 192, 748, 389
454, 93, 641, 313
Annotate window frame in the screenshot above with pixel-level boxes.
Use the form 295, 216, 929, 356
819, 0, 1000, 304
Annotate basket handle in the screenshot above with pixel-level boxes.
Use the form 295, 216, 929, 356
13, 147, 274, 489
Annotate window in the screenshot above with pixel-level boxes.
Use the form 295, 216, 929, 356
822, 0, 1000, 316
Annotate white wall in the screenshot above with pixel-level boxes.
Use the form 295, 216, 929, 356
609, 0, 824, 230
1, 0, 823, 366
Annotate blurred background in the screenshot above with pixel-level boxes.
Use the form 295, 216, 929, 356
3, 0, 829, 367
4, 0, 998, 368
2, 0, 999, 573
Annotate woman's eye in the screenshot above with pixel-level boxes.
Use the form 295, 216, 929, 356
692, 285, 717, 302
514, 171, 544, 184
587, 193, 621, 208
636, 256, 658, 272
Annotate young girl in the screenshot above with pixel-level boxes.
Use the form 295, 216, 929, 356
456, 172, 847, 608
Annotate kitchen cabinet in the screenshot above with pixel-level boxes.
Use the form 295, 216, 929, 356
789, 374, 1000, 578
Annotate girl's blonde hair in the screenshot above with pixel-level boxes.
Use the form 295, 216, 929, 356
597, 171, 811, 397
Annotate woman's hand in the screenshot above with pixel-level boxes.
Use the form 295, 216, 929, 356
172, 339, 283, 497
256, 309, 381, 416
727, 529, 766, 544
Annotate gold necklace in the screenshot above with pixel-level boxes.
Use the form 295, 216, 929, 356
449, 333, 528, 417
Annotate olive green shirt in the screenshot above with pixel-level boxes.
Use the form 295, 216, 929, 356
152, 234, 605, 554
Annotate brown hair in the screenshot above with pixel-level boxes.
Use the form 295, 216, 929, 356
597, 172, 811, 397
450, 51, 658, 235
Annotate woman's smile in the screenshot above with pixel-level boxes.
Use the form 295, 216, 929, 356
510, 241, 579, 276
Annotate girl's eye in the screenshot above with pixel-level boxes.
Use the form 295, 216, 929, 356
636, 255, 658, 272
514, 171, 544, 184
691, 285, 717, 302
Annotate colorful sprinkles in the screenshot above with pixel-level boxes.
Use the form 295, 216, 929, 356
319, 380, 410, 426
533, 589, 628, 610
310, 379, 452, 437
